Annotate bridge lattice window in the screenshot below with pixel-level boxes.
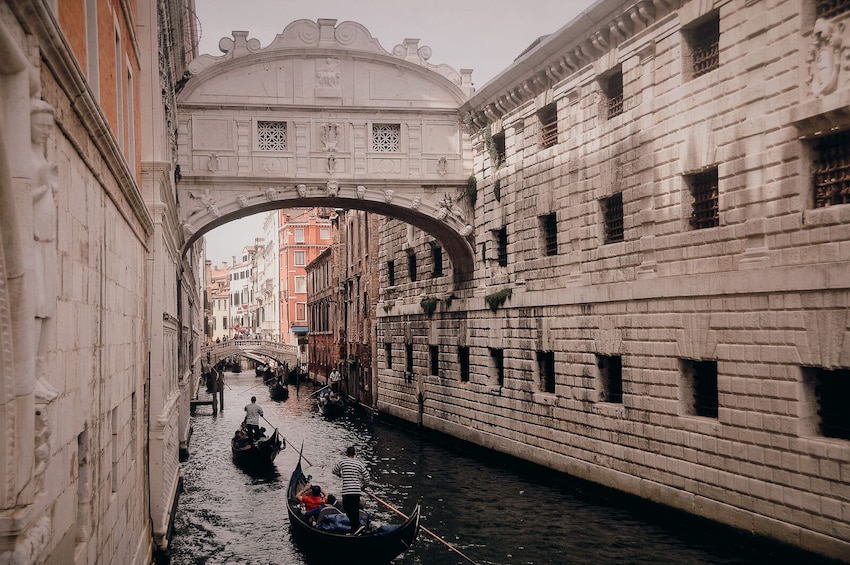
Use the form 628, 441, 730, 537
257, 121, 287, 150
372, 123, 400, 152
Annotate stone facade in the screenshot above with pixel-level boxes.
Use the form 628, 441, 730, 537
0, 0, 196, 563
376, 0, 850, 561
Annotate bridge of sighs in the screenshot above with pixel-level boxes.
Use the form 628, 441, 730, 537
176, 18, 478, 282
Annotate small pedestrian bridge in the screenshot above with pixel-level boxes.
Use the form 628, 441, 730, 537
200, 339, 300, 367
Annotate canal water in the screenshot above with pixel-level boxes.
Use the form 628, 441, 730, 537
169, 371, 842, 565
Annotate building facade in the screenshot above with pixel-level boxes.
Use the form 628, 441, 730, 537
375, 1, 850, 560
0, 0, 197, 562
207, 261, 231, 342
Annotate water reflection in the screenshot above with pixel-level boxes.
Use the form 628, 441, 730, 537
169, 372, 842, 565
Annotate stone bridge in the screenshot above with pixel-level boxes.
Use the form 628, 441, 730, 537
175, 18, 477, 282
199, 339, 300, 368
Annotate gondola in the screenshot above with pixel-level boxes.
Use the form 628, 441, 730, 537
286, 453, 421, 564
317, 388, 346, 418
231, 426, 285, 469
268, 379, 289, 401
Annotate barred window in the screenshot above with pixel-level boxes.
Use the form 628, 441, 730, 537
538, 103, 558, 149
603, 70, 624, 119
686, 14, 720, 79
817, 0, 850, 18
804, 367, 850, 440
687, 168, 719, 229
495, 227, 508, 266
257, 120, 287, 150
537, 351, 556, 393
372, 123, 400, 152
602, 193, 624, 244
490, 347, 505, 388
541, 213, 558, 256
597, 354, 623, 403
813, 130, 850, 208
492, 131, 506, 166
680, 359, 718, 418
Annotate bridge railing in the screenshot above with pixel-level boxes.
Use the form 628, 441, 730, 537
199, 339, 300, 366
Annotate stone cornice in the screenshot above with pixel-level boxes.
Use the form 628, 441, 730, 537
9, 0, 154, 242
460, 0, 681, 130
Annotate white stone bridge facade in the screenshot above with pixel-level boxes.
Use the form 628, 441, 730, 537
176, 19, 477, 282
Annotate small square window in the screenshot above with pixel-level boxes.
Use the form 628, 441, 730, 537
803, 367, 850, 440
372, 123, 400, 152
680, 359, 718, 418
540, 213, 558, 256
295, 228, 305, 243
538, 103, 558, 148
813, 130, 850, 208
602, 193, 624, 244
257, 121, 287, 150
687, 168, 719, 229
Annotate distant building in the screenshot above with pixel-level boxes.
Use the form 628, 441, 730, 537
207, 261, 231, 342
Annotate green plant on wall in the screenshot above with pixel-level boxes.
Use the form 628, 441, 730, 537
420, 296, 439, 317
484, 288, 512, 312
466, 175, 478, 206
494, 179, 502, 202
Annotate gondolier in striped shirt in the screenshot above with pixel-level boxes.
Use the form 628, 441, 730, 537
332, 446, 369, 534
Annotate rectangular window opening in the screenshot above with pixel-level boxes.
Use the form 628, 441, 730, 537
431, 244, 443, 278
537, 351, 556, 393
597, 354, 623, 403
680, 359, 718, 418
458, 346, 470, 382
257, 120, 287, 150
492, 130, 506, 166
603, 69, 624, 119
387, 260, 395, 286
541, 213, 558, 256
429, 345, 439, 376
407, 252, 417, 282
384, 342, 392, 370
687, 13, 720, 78
490, 347, 505, 388
817, 0, 850, 18
538, 103, 558, 149
805, 367, 850, 440
602, 193, 624, 243
687, 168, 719, 229
813, 130, 850, 208
372, 123, 401, 152
495, 227, 508, 266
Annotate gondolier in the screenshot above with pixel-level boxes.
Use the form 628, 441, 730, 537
329, 367, 342, 393
332, 446, 369, 534
243, 396, 263, 440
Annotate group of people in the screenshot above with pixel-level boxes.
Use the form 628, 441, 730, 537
295, 446, 369, 535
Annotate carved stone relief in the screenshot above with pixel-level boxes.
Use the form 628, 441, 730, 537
808, 18, 848, 96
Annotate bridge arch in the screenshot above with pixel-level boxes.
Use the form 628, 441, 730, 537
176, 19, 477, 282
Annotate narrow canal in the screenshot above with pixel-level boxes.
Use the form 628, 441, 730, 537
169, 371, 842, 565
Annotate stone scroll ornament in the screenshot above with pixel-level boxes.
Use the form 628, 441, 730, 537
808, 18, 848, 96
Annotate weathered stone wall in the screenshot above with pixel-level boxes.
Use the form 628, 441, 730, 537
376, 0, 850, 560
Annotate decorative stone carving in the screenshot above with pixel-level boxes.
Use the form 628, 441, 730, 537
437, 193, 465, 224
296, 184, 307, 197
384, 189, 395, 203
317, 58, 340, 88
808, 18, 846, 96
356, 185, 366, 199
30, 98, 59, 402
327, 155, 337, 173
182, 222, 196, 236
460, 224, 474, 237
207, 153, 221, 173
2, 516, 52, 565
436, 156, 448, 176
326, 180, 339, 197
190, 189, 221, 218
264, 188, 277, 201
237, 195, 248, 208
410, 196, 421, 209
321, 122, 340, 152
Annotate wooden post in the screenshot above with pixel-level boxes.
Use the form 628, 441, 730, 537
218, 373, 225, 411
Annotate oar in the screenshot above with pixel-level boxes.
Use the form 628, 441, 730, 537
308, 385, 330, 397
258, 415, 313, 467
365, 491, 479, 565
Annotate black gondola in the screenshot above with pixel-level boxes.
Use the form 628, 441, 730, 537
268, 380, 289, 401
286, 454, 421, 564
231, 426, 285, 468
317, 389, 345, 418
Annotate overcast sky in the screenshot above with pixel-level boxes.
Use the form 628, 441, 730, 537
195, 0, 597, 265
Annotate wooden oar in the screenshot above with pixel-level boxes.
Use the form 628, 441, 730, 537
308, 385, 330, 397
365, 491, 479, 565
259, 416, 313, 467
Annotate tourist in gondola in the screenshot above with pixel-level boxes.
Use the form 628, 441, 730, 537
243, 396, 264, 440
297, 484, 327, 523
332, 446, 369, 534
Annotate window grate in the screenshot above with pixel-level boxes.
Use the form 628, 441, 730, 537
538, 104, 558, 148
496, 227, 508, 266
541, 213, 558, 256
606, 72, 624, 118
813, 130, 850, 208
492, 131, 506, 165
692, 18, 719, 78
257, 121, 286, 150
372, 123, 400, 152
817, 0, 850, 18
688, 168, 719, 229
603, 193, 624, 243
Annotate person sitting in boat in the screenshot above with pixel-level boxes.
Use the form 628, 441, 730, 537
297, 484, 327, 521
231, 429, 251, 451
